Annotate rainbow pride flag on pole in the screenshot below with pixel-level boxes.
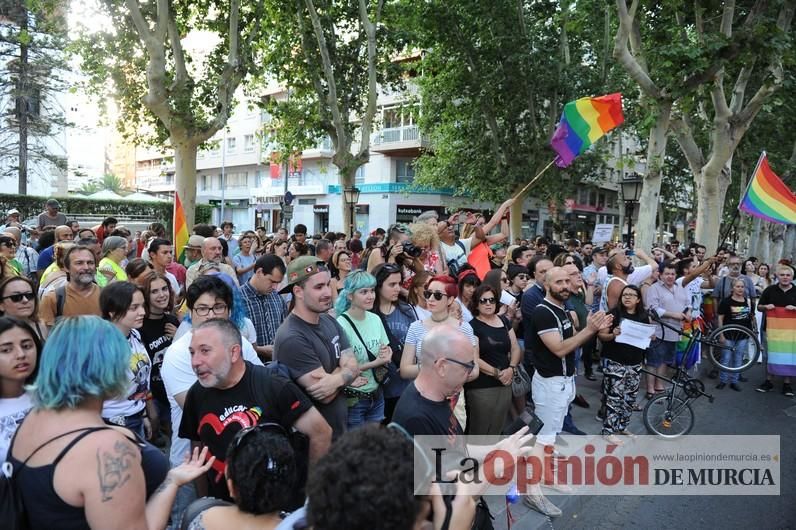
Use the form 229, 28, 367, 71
739, 152, 796, 225
174, 192, 190, 263
765, 308, 796, 377
550, 93, 624, 168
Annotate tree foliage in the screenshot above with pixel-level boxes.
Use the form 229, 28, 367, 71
0, 0, 70, 193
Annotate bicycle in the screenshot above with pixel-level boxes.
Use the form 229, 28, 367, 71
641, 313, 761, 438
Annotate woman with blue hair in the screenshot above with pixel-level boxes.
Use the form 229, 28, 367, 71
334, 270, 391, 429
7, 316, 214, 529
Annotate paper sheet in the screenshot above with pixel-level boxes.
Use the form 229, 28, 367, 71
614, 320, 657, 350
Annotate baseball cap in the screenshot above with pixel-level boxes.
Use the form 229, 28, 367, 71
7, 208, 19, 216
185, 235, 205, 249
592, 245, 609, 254
45, 198, 61, 208
279, 256, 328, 294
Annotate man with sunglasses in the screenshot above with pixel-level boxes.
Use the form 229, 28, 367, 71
179, 318, 332, 502
273, 256, 360, 439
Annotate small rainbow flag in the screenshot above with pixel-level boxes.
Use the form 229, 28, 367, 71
550, 93, 624, 168
739, 152, 796, 225
174, 192, 190, 263
765, 308, 796, 377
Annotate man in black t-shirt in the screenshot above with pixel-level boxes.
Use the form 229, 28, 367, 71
756, 264, 796, 396
525, 267, 612, 517
180, 319, 332, 500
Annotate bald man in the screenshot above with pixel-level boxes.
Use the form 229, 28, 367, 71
525, 267, 612, 517
185, 236, 239, 288
392, 325, 477, 438
36, 224, 74, 278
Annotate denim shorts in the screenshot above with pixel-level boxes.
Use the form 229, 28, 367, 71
646, 339, 676, 368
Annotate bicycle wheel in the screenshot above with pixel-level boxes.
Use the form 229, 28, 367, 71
643, 395, 695, 438
706, 324, 761, 373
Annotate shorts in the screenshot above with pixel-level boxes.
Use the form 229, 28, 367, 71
531, 373, 576, 446
646, 339, 676, 368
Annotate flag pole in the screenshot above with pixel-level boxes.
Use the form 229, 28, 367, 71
722, 151, 765, 248
511, 159, 556, 201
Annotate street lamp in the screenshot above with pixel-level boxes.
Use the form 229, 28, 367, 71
620, 174, 643, 246
343, 186, 360, 237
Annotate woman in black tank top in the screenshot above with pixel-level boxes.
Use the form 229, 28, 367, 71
8, 316, 213, 530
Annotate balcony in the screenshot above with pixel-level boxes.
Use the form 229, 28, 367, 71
301, 137, 334, 160
270, 170, 327, 196
371, 125, 429, 155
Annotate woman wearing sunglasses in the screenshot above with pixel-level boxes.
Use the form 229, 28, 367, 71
464, 284, 521, 435
0, 234, 22, 275
180, 425, 300, 530
400, 275, 479, 382
0, 276, 48, 341
0, 317, 41, 462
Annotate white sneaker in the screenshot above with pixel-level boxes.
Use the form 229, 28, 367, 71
524, 493, 563, 517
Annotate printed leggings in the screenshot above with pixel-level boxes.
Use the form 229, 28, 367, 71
601, 360, 641, 435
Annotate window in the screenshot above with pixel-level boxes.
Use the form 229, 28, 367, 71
383, 108, 401, 129
396, 159, 415, 183
227, 137, 237, 153
201, 174, 211, 190
226, 172, 248, 188
244, 134, 255, 153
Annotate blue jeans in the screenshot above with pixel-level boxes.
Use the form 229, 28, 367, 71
347, 394, 385, 430
167, 482, 196, 530
719, 338, 748, 384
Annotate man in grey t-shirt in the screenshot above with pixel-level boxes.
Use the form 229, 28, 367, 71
37, 198, 67, 230
273, 256, 359, 438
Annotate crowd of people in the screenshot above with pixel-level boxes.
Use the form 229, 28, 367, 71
0, 197, 794, 528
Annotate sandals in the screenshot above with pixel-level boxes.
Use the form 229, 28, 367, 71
603, 434, 624, 445
644, 392, 655, 400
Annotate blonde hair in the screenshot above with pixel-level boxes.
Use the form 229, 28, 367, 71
408, 222, 439, 249
54, 242, 77, 270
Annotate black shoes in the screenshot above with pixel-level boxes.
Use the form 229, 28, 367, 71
730, 383, 742, 392
716, 382, 726, 389
573, 394, 590, 408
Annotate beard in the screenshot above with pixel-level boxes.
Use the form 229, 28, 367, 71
550, 287, 570, 302
622, 264, 635, 275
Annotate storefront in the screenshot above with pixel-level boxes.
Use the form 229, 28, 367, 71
395, 205, 447, 224
313, 204, 330, 234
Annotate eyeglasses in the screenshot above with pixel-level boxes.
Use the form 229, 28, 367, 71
516, 274, 529, 280
382, 263, 401, 274
443, 357, 476, 374
1, 292, 35, 303
500, 277, 509, 283
0, 241, 16, 248
478, 297, 496, 305
423, 290, 448, 301
193, 303, 228, 316
621, 292, 639, 298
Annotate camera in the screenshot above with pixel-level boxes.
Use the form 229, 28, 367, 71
401, 242, 423, 258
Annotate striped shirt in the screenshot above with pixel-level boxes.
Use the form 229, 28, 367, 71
240, 282, 287, 346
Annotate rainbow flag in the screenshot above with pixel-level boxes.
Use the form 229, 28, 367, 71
174, 192, 190, 263
766, 308, 796, 377
739, 152, 796, 224
550, 93, 624, 168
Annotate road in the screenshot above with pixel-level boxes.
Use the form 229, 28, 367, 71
485, 363, 796, 529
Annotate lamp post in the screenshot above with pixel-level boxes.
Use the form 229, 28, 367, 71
620, 174, 643, 246
343, 186, 360, 237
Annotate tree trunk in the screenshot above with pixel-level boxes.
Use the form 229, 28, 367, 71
694, 157, 732, 253
16, 10, 29, 195
338, 165, 357, 235
634, 103, 672, 253
749, 217, 762, 258
510, 200, 524, 243
756, 222, 770, 263
783, 225, 796, 262
174, 141, 198, 232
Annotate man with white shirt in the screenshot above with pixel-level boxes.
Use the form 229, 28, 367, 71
161, 275, 264, 523
599, 248, 658, 311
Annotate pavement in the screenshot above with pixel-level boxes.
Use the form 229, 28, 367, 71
482, 363, 796, 530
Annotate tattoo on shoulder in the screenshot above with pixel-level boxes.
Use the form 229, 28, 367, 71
96, 440, 137, 502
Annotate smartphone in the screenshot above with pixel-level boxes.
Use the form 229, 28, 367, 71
503, 409, 544, 436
